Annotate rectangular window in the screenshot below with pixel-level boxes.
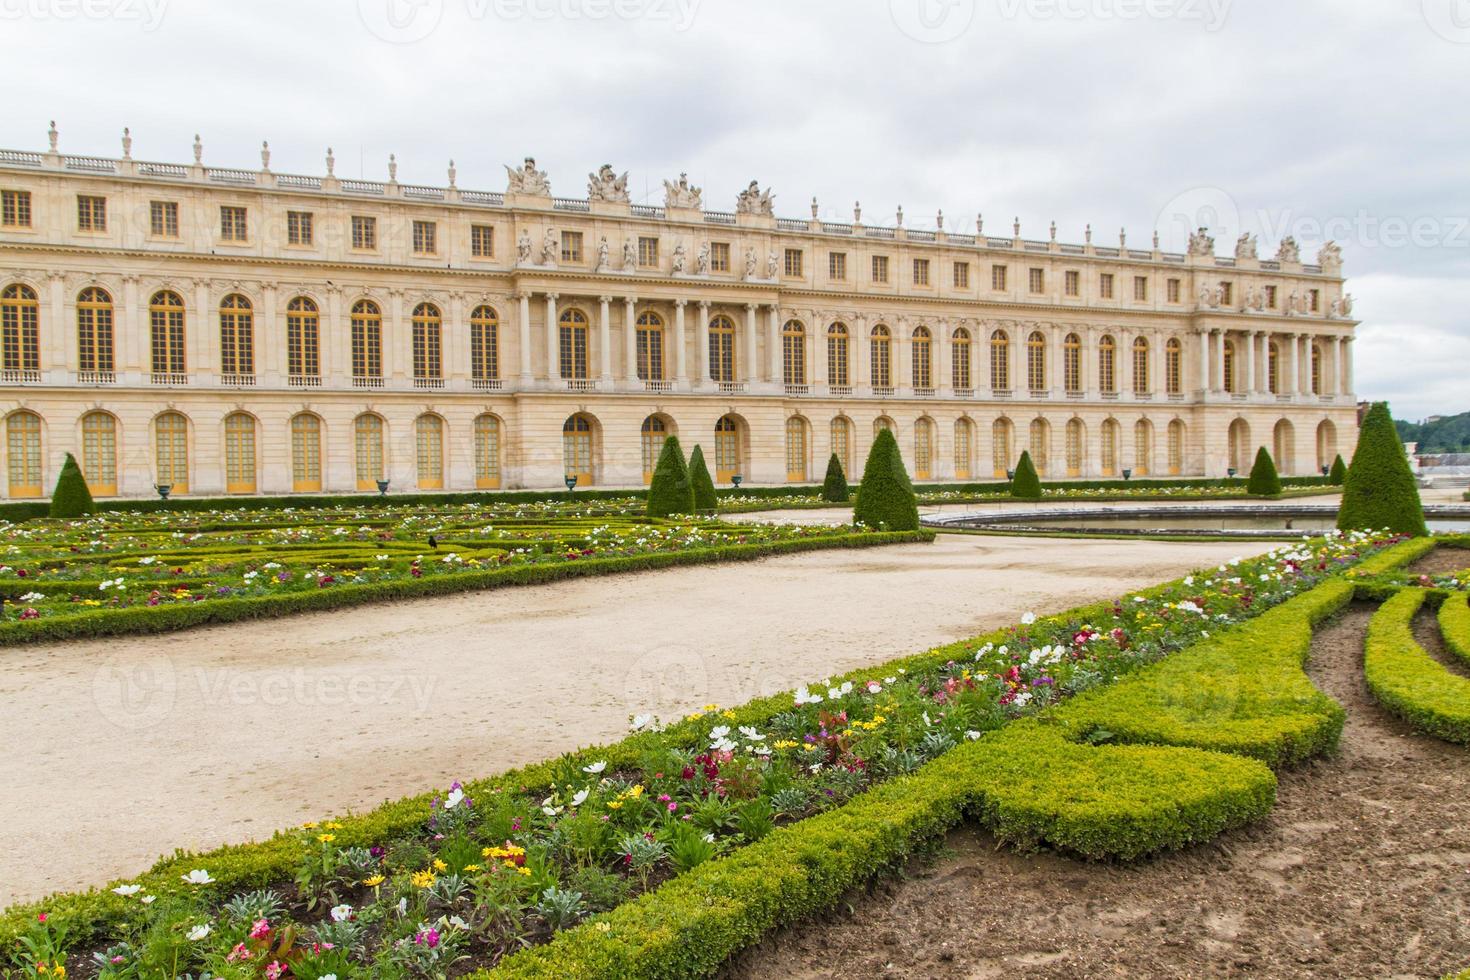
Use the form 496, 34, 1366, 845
560, 230, 583, 263
1220, 281, 1234, 306
412, 220, 437, 255
471, 224, 494, 257
1167, 278, 1181, 303
784, 248, 804, 277
1028, 267, 1044, 294
1134, 275, 1148, 301
1100, 273, 1115, 299
1064, 270, 1080, 296
1309, 288, 1320, 312
991, 264, 1008, 291
710, 241, 730, 272
1265, 284, 1278, 308
638, 236, 659, 267
286, 210, 313, 246
828, 251, 847, 281
953, 261, 970, 289
219, 205, 247, 242
2, 190, 33, 228
149, 200, 179, 237
77, 194, 107, 232
913, 258, 930, 286
352, 215, 377, 250
871, 254, 889, 283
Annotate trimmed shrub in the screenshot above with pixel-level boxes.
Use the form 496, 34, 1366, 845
1439, 591, 1470, 670
821, 453, 850, 503
1339, 401, 1428, 537
646, 436, 695, 517
852, 428, 919, 532
1364, 589, 1470, 744
1328, 453, 1347, 485
48, 452, 95, 518
1010, 450, 1042, 500
1246, 446, 1282, 497
688, 445, 718, 512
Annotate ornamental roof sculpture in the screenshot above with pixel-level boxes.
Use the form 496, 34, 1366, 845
663, 173, 702, 209
735, 180, 775, 216
505, 157, 550, 196
587, 164, 629, 203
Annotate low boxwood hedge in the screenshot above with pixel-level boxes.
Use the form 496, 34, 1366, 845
1364, 589, 1470, 744
1439, 591, 1470, 670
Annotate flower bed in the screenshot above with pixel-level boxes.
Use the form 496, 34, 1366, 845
0, 506, 930, 645
0, 531, 1409, 979
1364, 589, 1470, 745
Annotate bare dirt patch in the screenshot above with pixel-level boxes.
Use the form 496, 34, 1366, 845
725, 606, 1470, 980
1408, 545, 1470, 576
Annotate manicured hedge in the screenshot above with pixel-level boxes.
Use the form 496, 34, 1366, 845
1364, 589, 1470, 744
1339, 401, 1428, 537
852, 428, 919, 531
646, 436, 695, 517
688, 445, 718, 512
820, 453, 849, 503
1010, 450, 1042, 500
1438, 591, 1470, 670
1247, 446, 1283, 497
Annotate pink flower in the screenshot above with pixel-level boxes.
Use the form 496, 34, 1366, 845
415, 927, 441, 948
249, 918, 271, 940
264, 961, 284, 979
36, 913, 47, 923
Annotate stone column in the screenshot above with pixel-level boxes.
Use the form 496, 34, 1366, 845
1339, 336, 1352, 396
697, 300, 711, 386
1244, 328, 1255, 395
385, 287, 405, 383
768, 306, 783, 385
598, 295, 613, 383
623, 297, 638, 382
1213, 329, 1225, 392
1118, 328, 1133, 398
674, 299, 688, 388
260, 282, 280, 385
1197, 328, 1210, 394
46, 272, 65, 378
444, 291, 461, 383
517, 292, 532, 382
895, 320, 910, 393
936, 319, 952, 394
813, 310, 828, 387
119, 274, 140, 380
193, 278, 213, 382
742, 303, 758, 384
1288, 333, 1300, 395
325, 285, 344, 386
544, 293, 559, 383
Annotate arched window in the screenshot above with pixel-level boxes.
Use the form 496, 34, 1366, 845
415, 414, 444, 489
412, 302, 442, 381
77, 287, 114, 377
471, 305, 500, 383
641, 415, 668, 485
290, 413, 322, 492
475, 414, 502, 489
1029, 418, 1049, 475
1026, 331, 1046, 392
81, 410, 117, 496
353, 413, 385, 490
149, 290, 186, 378
914, 417, 934, 480
1165, 338, 1182, 395
708, 314, 735, 384
874, 416, 894, 436
1222, 340, 1237, 394
952, 328, 972, 390
714, 415, 741, 482
1168, 419, 1185, 475
1098, 335, 1116, 394
6, 410, 42, 497
786, 416, 809, 481
286, 297, 319, 382
870, 325, 892, 389
154, 411, 189, 494
350, 300, 382, 382
1268, 341, 1281, 394
784, 320, 807, 386
1100, 418, 1119, 477
990, 330, 1011, 391
828, 323, 850, 388
1134, 419, 1153, 475
223, 412, 257, 493
1228, 418, 1251, 473
1065, 418, 1085, 477
953, 418, 974, 479
636, 311, 664, 381
991, 418, 1013, 478
219, 294, 254, 378
1274, 419, 1295, 476
1316, 419, 1337, 473
563, 414, 594, 486
1063, 333, 1082, 394
911, 327, 932, 390
560, 308, 590, 380
1310, 342, 1323, 395
1, 284, 39, 378
1132, 337, 1150, 395
830, 416, 853, 474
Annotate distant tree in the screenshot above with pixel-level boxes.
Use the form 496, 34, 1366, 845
1246, 446, 1283, 497
1010, 450, 1043, 500
1328, 454, 1348, 485
688, 445, 718, 512
646, 435, 695, 517
852, 428, 919, 531
821, 453, 850, 503
49, 452, 95, 518
1339, 402, 1427, 536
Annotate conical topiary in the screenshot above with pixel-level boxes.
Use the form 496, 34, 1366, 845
647, 435, 694, 517
49, 452, 95, 518
688, 444, 718, 512
1338, 401, 1427, 536
1010, 449, 1043, 500
821, 453, 850, 503
1328, 453, 1347, 485
1246, 446, 1282, 497
852, 428, 919, 531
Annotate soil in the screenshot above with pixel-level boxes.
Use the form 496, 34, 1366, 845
1407, 546, 1470, 577
725, 606, 1470, 980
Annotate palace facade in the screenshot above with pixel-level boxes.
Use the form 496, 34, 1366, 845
0, 128, 1360, 499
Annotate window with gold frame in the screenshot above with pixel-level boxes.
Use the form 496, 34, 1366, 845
953, 418, 973, 479
1167, 419, 1185, 475
640, 415, 668, 485
911, 326, 932, 389
1098, 335, 1117, 393
785, 416, 808, 482
412, 220, 437, 255
354, 414, 385, 489
827, 323, 849, 387
77, 194, 107, 232
219, 205, 247, 242
1026, 330, 1046, 391
869, 325, 892, 388
6, 410, 42, 497
218, 294, 254, 377
951, 328, 971, 389
1063, 333, 1082, 394
351, 300, 383, 379
991, 418, 1012, 478
415, 414, 444, 489
989, 329, 1010, 390
1, 284, 40, 373
1166, 337, 1183, 394
1028, 418, 1049, 475
286, 297, 319, 380
149, 291, 186, 376
471, 305, 499, 381
154, 411, 189, 493
913, 417, 934, 480
783, 319, 806, 386
411, 302, 442, 379
1134, 419, 1152, 475
830, 416, 852, 474
223, 412, 257, 493
474, 414, 502, 489
636, 311, 663, 381
559, 308, 589, 380
1132, 336, 1150, 394
1, 190, 31, 228
290, 413, 322, 492
81, 410, 117, 495
708, 314, 735, 384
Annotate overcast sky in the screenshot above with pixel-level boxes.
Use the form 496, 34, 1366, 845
2, 0, 1465, 418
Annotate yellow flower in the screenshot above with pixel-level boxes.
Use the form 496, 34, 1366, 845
324, 821, 343, 830
721, 710, 737, 721
607, 800, 623, 810
302, 821, 320, 830
316, 834, 336, 844
516, 866, 532, 876
432, 859, 448, 872
626, 785, 644, 798
702, 703, 718, 712
363, 875, 385, 887
595, 922, 612, 933
773, 739, 798, 750
463, 864, 482, 873
410, 870, 436, 888
802, 743, 819, 752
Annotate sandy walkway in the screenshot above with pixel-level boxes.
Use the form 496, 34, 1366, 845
1, 534, 1275, 907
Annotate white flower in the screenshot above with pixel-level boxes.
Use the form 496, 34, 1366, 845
1020, 612, 1036, 626
112, 883, 142, 896
181, 869, 214, 885
140, 895, 157, 904
884, 676, 897, 684
330, 904, 353, 922
965, 730, 983, 741
738, 726, 763, 740
866, 681, 882, 694
321, 975, 338, 980
444, 786, 465, 809
447, 915, 469, 930
571, 788, 590, 807
18, 592, 44, 602
630, 713, 653, 731
376, 554, 390, 562
188, 924, 212, 941
582, 760, 607, 774
1183, 576, 1194, 586
794, 686, 823, 706
709, 725, 731, 739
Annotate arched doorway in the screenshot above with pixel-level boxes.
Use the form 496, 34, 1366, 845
641, 415, 673, 485
1316, 419, 1337, 474
1228, 418, 1251, 473
714, 415, 742, 483
563, 414, 596, 487
1274, 419, 1296, 476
